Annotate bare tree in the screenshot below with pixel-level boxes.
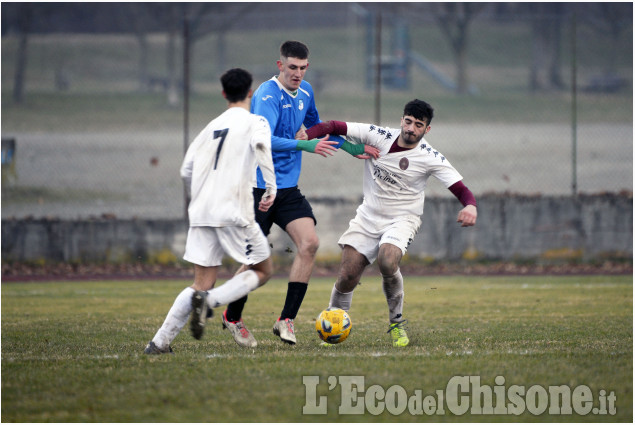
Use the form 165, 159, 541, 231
165, 4, 185, 107
580, 3, 632, 75
119, 4, 153, 92
186, 3, 259, 78
433, 3, 485, 95
528, 3, 566, 92
12, 3, 32, 104
120, 3, 191, 106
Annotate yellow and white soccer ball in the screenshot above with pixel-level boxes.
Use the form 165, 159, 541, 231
316, 307, 352, 344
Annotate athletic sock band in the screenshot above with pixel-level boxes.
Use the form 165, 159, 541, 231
329, 283, 354, 312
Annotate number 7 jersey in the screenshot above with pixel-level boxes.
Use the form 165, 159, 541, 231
181, 107, 276, 227
345, 122, 463, 218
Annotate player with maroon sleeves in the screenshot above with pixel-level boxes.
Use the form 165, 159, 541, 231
306, 99, 477, 347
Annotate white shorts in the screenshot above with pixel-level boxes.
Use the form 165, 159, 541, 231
338, 208, 421, 264
183, 223, 271, 267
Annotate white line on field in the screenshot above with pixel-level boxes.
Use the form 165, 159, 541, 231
2, 349, 629, 362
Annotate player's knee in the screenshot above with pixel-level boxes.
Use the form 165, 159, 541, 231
336, 274, 358, 292
377, 245, 402, 276
298, 234, 319, 258
377, 256, 399, 277
340, 268, 354, 282
253, 259, 274, 285
261, 264, 273, 283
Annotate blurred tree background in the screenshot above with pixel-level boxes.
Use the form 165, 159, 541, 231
1, 2, 632, 220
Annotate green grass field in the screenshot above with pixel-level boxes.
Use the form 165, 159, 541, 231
1, 275, 632, 422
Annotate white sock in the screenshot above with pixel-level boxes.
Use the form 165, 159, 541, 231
329, 283, 354, 312
206, 269, 260, 308
152, 286, 195, 350
382, 269, 404, 323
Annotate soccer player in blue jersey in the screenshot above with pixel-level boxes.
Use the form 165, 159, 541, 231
221, 41, 379, 347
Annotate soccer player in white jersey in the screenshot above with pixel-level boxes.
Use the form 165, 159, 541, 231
306, 99, 478, 347
143, 68, 277, 354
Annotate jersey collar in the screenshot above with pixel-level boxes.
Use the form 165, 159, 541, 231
272, 76, 299, 97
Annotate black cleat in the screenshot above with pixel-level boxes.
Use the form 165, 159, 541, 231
189, 291, 210, 340
143, 341, 174, 355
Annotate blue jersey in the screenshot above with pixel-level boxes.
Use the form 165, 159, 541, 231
251, 77, 343, 189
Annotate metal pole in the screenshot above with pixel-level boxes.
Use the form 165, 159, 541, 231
374, 13, 382, 125
571, 10, 577, 197
183, 16, 191, 219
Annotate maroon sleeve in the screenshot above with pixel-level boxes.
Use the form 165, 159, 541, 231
448, 181, 477, 207
305, 120, 348, 139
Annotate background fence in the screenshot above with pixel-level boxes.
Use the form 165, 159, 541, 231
1, 3, 632, 221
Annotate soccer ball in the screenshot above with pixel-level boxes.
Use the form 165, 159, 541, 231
316, 307, 352, 344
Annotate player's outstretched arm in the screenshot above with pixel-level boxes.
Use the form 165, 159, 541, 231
305, 120, 347, 139
306, 120, 380, 159
296, 135, 338, 157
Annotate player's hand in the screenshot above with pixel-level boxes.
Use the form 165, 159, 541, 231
457, 205, 477, 227
314, 136, 338, 157
295, 128, 308, 140
258, 190, 276, 212
354, 144, 380, 160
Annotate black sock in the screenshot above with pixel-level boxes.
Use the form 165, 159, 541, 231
225, 295, 248, 322
280, 281, 308, 320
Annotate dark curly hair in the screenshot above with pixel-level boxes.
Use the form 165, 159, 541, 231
403, 99, 434, 125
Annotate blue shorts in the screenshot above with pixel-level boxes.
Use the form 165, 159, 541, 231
253, 186, 316, 236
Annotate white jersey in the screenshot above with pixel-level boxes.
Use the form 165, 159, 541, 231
181, 107, 276, 227
345, 122, 463, 218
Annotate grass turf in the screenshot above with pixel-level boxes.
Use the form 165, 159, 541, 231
1, 275, 632, 422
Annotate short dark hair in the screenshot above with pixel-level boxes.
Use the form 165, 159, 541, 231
403, 99, 434, 125
220, 68, 252, 103
280, 40, 309, 60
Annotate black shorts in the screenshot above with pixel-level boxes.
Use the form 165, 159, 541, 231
253, 186, 316, 236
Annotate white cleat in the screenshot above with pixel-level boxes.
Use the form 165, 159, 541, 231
222, 310, 257, 348
272, 317, 296, 345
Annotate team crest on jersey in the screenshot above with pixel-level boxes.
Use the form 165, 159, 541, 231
399, 157, 409, 170
298, 100, 304, 111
